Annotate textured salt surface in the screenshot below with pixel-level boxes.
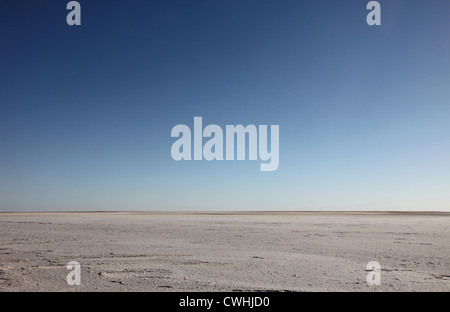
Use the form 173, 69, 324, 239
0, 212, 449, 292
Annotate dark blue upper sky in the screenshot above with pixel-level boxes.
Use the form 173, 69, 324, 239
1, 0, 449, 211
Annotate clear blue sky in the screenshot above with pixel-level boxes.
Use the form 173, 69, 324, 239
1, 0, 449, 211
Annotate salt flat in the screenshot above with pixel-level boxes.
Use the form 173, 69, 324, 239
0, 212, 449, 292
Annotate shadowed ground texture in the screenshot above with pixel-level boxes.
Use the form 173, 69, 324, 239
0, 212, 449, 291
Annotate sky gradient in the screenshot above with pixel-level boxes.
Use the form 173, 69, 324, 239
1, 0, 450, 211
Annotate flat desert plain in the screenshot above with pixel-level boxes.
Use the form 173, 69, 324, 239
0, 212, 449, 292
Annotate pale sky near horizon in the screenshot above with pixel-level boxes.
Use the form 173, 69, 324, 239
1, 1, 449, 212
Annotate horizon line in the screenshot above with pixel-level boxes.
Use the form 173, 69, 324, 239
1, 210, 450, 216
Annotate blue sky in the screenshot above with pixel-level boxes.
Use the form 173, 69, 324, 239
1, 0, 449, 211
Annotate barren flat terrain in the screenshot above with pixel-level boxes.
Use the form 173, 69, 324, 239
0, 212, 449, 291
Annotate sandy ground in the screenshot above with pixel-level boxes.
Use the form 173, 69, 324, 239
0, 212, 449, 292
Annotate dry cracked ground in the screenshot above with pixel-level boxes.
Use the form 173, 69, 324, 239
0, 212, 449, 292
